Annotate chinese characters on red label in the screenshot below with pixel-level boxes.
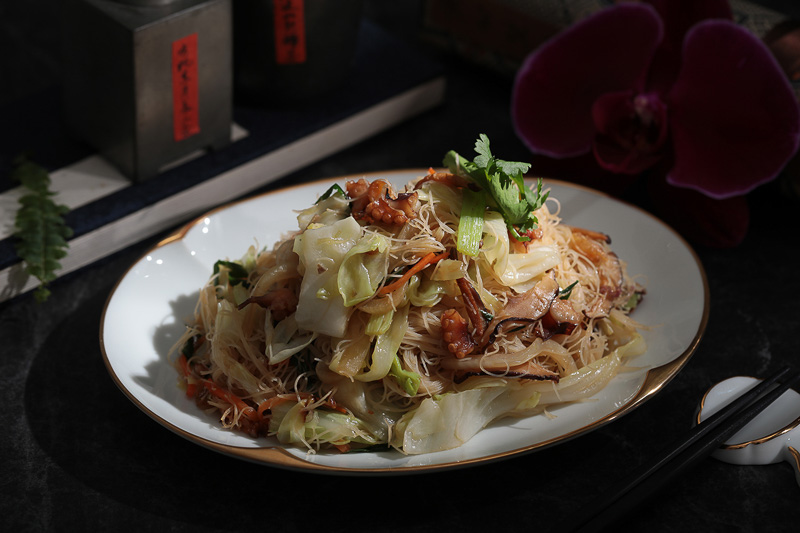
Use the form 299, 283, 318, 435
273, 0, 307, 64
172, 33, 200, 142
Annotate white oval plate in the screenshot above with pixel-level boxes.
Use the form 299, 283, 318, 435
100, 170, 709, 474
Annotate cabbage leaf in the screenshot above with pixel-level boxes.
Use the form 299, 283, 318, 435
355, 304, 409, 382
479, 212, 560, 292
271, 401, 381, 448
296, 190, 349, 230
293, 216, 362, 337
338, 232, 390, 306
391, 379, 542, 454
264, 312, 318, 364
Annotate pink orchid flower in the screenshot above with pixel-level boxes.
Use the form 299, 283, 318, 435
511, 0, 799, 246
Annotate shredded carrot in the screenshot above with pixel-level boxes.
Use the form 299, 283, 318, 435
203, 381, 258, 421
255, 393, 348, 420
186, 382, 198, 398
378, 251, 448, 295
256, 395, 291, 418
177, 354, 198, 397
177, 354, 191, 376
324, 396, 348, 414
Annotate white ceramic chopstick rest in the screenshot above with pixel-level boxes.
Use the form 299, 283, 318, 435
697, 376, 800, 487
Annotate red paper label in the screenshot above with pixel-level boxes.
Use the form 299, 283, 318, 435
273, 0, 306, 64
172, 33, 200, 142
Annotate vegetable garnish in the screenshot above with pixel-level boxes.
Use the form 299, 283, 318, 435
176, 354, 198, 397
213, 260, 250, 287
389, 353, 422, 396
456, 188, 485, 257
11, 156, 74, 302
559, 280, 579, 300
444, 134, 549, 243
202, 381, 259, 421
378, 251, 448, 295
316, 183, 346, 204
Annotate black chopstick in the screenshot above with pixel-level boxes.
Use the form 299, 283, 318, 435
564, 365, 800, 533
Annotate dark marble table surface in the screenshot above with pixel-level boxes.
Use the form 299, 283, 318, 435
3, 3, 800, 532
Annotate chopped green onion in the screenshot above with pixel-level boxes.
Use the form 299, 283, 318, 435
457, 188, 485, 257
559, 280, 579, 300
389, 354, 421, 396
316, 183, 346, 204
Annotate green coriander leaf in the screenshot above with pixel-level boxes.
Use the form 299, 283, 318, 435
473, 133, 493, 169
444, 134, 547, 243
496, 159, 531, 178
443, 149, 488, 192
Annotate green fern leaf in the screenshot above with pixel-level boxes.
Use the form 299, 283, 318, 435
12, 157, 73, 302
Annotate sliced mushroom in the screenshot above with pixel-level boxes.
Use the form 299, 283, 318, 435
478, 273, 559, 348
446, 357, 560, 384
502, 272, 560, 320
477, 272, 582, 348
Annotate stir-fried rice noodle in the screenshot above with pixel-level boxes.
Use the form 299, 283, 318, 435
174, 173, 647, 455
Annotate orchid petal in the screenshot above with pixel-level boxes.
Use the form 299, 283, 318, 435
592, 90, 669, 174
645, 0, 732, 93
668, 21, 800, 199
512, 4, 663, 158
647, 171, 749, 247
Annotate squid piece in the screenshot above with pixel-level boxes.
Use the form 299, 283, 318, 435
569, 225, 611, 244
441, 308, 477, 358
569, 228, 647, 317
413, 169, 473, 190
346, 178, 419, 226
455, 277, 492, 339
570, 231, 624, 303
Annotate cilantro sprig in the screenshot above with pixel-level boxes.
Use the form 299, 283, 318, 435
213, 260, 250, 287
444, 134, 549, 251
12, 157, 73, 302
